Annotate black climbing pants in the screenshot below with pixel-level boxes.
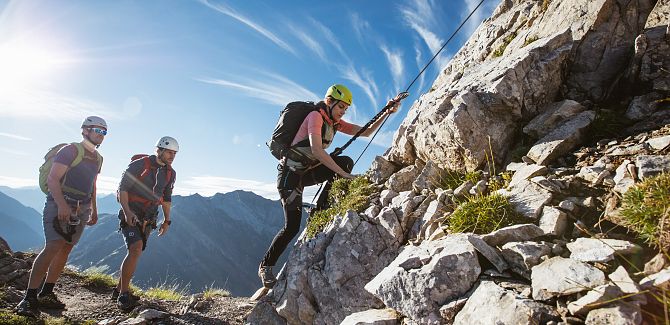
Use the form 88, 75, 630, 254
261, 155, 353, 267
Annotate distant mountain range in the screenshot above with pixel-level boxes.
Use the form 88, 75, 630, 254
0, 187, 304, 297
0, 191, 43, 252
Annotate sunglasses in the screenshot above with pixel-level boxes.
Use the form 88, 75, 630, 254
89, 127, 107, 135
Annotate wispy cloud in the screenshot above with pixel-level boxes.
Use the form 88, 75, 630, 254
0, 132, 31, 141
0, 89, 123, 122
341, 66, 379, 110
0, 175, 36, 188
309, 18, 349, 62
199, 0, 295, 55
414, 46, 426, 92
289, 24, 326, 62
350, 12, 372, 49
197, 72, 319, 106
399, 0, 450, 71
381, 45, 404, 91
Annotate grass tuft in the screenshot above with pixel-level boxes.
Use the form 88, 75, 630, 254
620, 173, 670, 251
541, 0, 551, 12
0, 309, 93, 325
432, 169, 480, 190
445, 193, 524, 234
203, 286, 231, 299
143, 281, 188, 301
306, 176, 375, 239
492, 32, 517, 58
80, 270, 116, 288
523, 35, 539, 47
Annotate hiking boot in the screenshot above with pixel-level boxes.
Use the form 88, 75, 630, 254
258, 265, 276, 288
38, 292, 66, 309
15, 298, 39, 317
111, 288, 140, 302
117, 292, 138, 311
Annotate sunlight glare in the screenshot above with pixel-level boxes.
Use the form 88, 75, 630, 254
0, 39, 67, 95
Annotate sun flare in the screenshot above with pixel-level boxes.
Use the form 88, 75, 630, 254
0, 39, 69, 95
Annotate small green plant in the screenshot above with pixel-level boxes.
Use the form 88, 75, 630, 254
143, 281, 188, 301
203, 286, 231, 299
489, 171, 513, 192
81, 271, 116, 288
432, 169, 479, 190
523, 35, 539, 47
306, 176, 375, 239
445, 193, 524, 234
620, 173, 670, 251
0, 309, 92, 325
492, 32, 517, 58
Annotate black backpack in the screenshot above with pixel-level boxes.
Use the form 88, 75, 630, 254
267, 101, 334, 160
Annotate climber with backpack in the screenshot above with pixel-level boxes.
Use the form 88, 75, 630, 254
256, 84, 403, 292
114, 136, 178, 311
16, 116, 107, 317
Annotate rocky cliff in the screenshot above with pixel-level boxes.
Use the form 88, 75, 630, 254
247, 0, 670, 324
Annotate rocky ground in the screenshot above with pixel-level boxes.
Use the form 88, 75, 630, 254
0, 248, 254, 325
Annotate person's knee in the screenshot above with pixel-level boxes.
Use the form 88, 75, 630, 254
59, 243, 75, 255
127, 242, 143, 257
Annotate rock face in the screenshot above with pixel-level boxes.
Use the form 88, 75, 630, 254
385, 0, 655, 172
246, 0, 668, 324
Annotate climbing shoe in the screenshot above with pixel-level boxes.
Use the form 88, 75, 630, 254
111, 288, 140, 302
15, 298, 40, 317
38, 292, 66, 309
117, 292, 138, 311
258, 265, 277, 288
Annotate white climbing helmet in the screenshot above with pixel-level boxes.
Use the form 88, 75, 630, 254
81, 116, 108, 129
156, 136, 179, 152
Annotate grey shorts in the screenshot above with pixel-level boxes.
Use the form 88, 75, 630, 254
43, 200, 91, 245
119, 209, 154, 248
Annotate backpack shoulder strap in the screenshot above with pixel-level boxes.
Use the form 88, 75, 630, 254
70, 143, 85, 168
95, 152, 103, 173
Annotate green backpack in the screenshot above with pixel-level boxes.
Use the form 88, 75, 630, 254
38, 143, 103, 195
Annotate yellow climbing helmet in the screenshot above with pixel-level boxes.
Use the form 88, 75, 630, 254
325, 84, 353, 105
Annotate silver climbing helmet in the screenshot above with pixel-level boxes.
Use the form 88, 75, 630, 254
156, 136, 179, 152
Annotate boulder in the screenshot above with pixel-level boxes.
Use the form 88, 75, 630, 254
538, 206, 568, 237
412, 161, 444, 192
365, 234, 481, 323
509, 164, 548, 188
625, 93, 661, 121
386, 165, 420, 193
454, 281, 559, 325
369, 156, 400, 184
526, 111, 596, 165
501, 241, 552, 279
498, 180, 553, 219
585, 304, 642, 325
647, 135, 670, 151
636, 155, 670, 179
523, 100, 586, 138
482, 224, 545, 248
640, 267, 670, 290
531, 257, 606, 300
340, 309, 399, 325
567, 284, 624, 315
566, 238, 642, 263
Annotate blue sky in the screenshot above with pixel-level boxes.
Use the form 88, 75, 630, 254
0, 0, 499, 200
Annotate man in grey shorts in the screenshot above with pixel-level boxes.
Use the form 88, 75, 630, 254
114, 136, 178, 311
16, 116, 107, 317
